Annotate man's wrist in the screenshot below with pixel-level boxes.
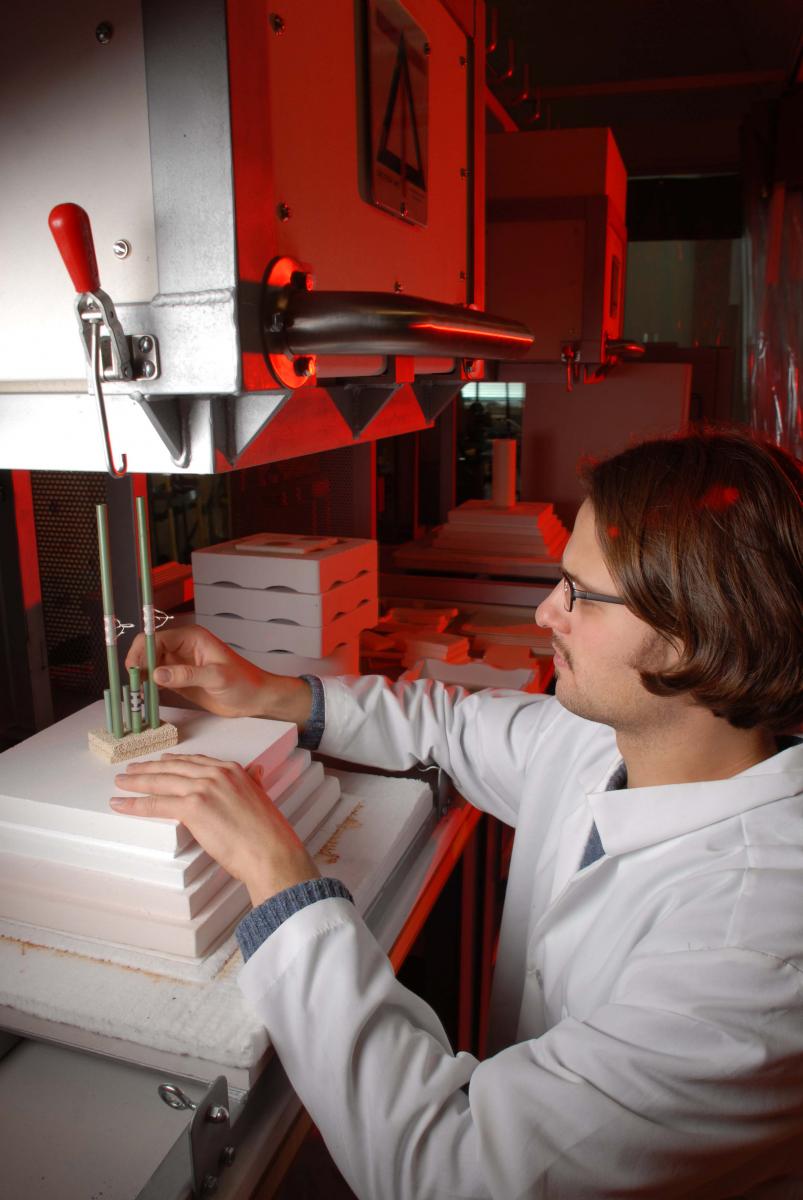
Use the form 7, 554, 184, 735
257, 673, 314, 730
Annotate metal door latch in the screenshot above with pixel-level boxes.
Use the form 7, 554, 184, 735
158, 1076, 236, 1197
48, 202, 160, 477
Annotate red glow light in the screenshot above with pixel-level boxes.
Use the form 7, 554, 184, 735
408, 321, 533, 345
698, 485, 740, 511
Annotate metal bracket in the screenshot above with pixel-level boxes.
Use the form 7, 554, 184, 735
131, 393, 191, 469
157, 1075, 236, 1198
412, 359, 482, 423
327, 357, 406, 437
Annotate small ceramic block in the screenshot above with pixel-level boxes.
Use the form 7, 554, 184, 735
194, 571, 377, 626
88, 721, 179, 764
198, 597, 378, 657
401, 659, 541, 693
192, 535, 377, 593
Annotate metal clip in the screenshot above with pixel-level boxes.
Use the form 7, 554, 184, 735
159, 1077, 236, 1198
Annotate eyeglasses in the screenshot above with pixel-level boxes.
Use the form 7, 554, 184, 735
562, 572, 626, 612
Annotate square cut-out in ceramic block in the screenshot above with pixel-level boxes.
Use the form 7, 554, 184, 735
192, 536, 377, 593
237, 642, 360, 677
0, 873, 250, 958
0, 702, 297, 854
199, 599, 378, 657
0, 853, 230, 920
0, 820, 213, 887
193, 571, 377, 626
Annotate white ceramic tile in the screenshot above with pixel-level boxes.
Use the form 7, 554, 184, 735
192, 535, 377, 593
0, 821, 212, 887
289, 775, 341, 844
193, 571, 377, 625
0, 853, 230, 920
199, 598, 378, 657
275, 761, 325, 822
0, 703, 297, 854
0, 874, 249, 958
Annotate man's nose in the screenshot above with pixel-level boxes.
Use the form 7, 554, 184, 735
536, 580, 568, 632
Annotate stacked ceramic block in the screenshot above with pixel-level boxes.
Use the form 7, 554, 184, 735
0, 702, 344, 960
192, 533, 378, 677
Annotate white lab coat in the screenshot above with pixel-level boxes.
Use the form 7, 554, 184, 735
239, 676, 803, 1198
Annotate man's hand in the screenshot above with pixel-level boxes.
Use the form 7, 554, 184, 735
125, 625, 313, 727
111, 753, 319, 907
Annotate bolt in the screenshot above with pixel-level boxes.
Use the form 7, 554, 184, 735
293, 356, 315, 378
393, 280, 403, 293
138, 336, 153, 353
269, 12, 285, 34
95, 22, 113, 44
399, 202, 409, 218
458, 55, 467, 67
290, 270, 314, 291
206, 1104, 230, 1124
220, 1146, 236, 1168
141, 360, 156, 379
112, 239, 131, 259
277, 201, 291, 222
202, 1175, 218, 1195
464, 359, 481, 377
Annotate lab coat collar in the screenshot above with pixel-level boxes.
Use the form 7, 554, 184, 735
583, 738, 803, 858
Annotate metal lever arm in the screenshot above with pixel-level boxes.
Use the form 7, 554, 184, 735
49, 202, 129, 476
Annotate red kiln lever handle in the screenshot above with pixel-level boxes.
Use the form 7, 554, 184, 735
48, 203, 101, 294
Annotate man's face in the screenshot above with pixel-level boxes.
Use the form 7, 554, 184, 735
535, 500, 677, 734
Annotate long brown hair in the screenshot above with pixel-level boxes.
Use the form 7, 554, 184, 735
582, 430, 803, 732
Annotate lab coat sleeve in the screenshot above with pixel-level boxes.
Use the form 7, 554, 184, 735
240, 898, 803, 1200
318, 674, 561, 826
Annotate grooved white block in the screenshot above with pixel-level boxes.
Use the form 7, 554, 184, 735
0, 821, 213, 888
0, 703, 298, 854
194, 572, 377, 625
0, 854, 230, 920
192, 535, 377, 593
259, 747, 311, 801
237, 643, 360, 677
401, 658, 544, 692
199, 599, 378, 657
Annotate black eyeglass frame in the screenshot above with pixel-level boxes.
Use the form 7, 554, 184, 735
562, 572, 626, 612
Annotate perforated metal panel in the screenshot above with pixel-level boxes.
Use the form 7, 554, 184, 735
31, 472, 108, 696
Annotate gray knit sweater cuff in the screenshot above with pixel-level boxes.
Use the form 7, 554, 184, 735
297, 674, 325, 750
236, 877, 354, 961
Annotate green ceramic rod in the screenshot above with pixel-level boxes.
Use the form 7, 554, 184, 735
122, 684, 132, 733
103, 688, 114, 734
96, 504, 123, 738
128, 665, 142, 734
135, 496, 159, 728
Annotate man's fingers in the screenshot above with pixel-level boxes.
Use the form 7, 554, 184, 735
115, 767, 213, 797
110, 793, 181, 819
150, 662, 229, 691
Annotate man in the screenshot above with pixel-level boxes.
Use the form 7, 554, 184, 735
114, 430, 803, 1198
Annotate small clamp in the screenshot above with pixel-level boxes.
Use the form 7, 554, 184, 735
48, 203, 161, 477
